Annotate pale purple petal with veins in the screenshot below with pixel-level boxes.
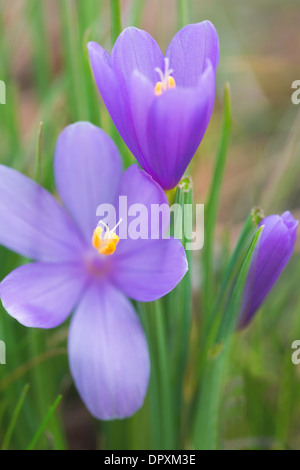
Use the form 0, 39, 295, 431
0, 262, 88, 328
0, 165, 85, 262
54, 122, 122, 243
68, 281, 150, 420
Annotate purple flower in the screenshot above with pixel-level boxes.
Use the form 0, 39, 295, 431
88, 21, 219, 190
237, 211, 298, 330
0, 122, 188, 419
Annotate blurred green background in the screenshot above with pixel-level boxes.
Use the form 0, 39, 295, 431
0, 0, 300, 450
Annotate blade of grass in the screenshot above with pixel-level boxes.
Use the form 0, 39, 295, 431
59, 0, 90, 121
166, 178, 193, 446
1, 383, 30, 450
27, 395, 63, 450
28, 0, 51, 98
193, 226, 263, 450
34, 122, 43, 184
110, 0, 122, 43
202, 83, 232, 320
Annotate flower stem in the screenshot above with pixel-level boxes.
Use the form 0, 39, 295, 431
193, 227, 263, 449
141, 300, 175, 449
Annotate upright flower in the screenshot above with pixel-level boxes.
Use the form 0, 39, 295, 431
237, 211, 298, 329
88, 21, 219, 190
0, 122, 188, 419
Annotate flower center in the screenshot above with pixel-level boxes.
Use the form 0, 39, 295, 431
154, 57, 176, 96
92, 219, 123, 256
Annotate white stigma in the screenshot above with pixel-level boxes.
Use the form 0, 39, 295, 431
155, 57, 174, 87
97, 218, 123, 239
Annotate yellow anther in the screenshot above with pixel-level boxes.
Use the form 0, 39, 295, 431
92, 219, 122, 256
154, 57, 176, 96
154, 81, 163, 96
167, 76, 176, 89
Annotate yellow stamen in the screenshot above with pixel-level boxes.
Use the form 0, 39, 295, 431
154, 81, 163, 96
92, 220, 122, 256
154, 57, 176, 96
167, 76, 176, 89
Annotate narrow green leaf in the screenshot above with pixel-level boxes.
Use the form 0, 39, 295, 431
202, 83, 232, 319
141, 300, 175, 450
205, 210, 256, 338
1, 384, 30, 450
110, 0, 122, 44
34, 122, 43, 184
166, 177, 193, 445
27, 395, 63, 451
28, 0, 51, 98
193, 226, 263, 450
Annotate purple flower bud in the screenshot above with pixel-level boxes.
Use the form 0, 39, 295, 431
237, 211, 298, 330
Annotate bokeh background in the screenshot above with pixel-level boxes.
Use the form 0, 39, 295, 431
0, 0, 300, 450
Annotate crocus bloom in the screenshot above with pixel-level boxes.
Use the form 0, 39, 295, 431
88, 21, 219, 190
237, 211, 298, 329
0, 122, 187, 419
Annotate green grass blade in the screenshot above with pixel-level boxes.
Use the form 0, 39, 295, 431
1, 384, 30, 450
110, 0, 122, 43
28, 0, 51, 98
26, 395, 63, 451
193, 226, 263, 450
34, 122, 43, 184
202, 83, 232, 319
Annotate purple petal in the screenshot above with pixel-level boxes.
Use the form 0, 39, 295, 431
129, 71, 156, 173
0, 263, 88, 328
238, 212, 298, 329
88, 42, 143, 164
110, 238, 188, 302
54, 122, 122, 243
68, 281, 150, 420
109, 165, 188, 301
0, 165, 85, 262
111, 27, 164, 85
88, 28, 164, 169
144, 63, 215, 189
166, 21, 219, 87
112, 164, 169, 254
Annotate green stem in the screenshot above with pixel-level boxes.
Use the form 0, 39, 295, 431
142, 301, 175, 449
193, 227, 263, 449
153, 300, 175, 449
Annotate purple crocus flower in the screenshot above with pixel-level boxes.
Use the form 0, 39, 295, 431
88, 21, 219, 190
0, 122, 188, 419
237, 211, 298, 330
